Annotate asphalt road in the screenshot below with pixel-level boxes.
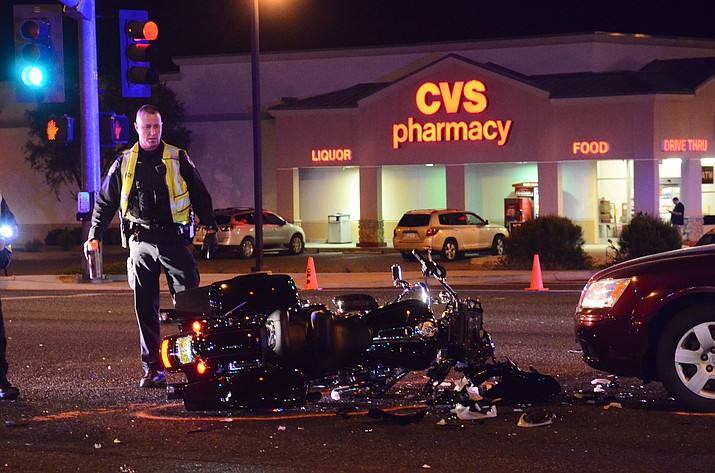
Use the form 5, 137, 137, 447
1, 286, 712, 473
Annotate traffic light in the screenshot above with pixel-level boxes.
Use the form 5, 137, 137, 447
46, 115, 74, 144
100, 113, 131, 146
13, 4, 65, 103
119, 10, 160, 98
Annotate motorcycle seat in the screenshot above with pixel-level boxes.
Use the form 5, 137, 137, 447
311, 309, 372, 362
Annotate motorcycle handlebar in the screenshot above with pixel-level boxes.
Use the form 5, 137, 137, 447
411, 250, 459, 301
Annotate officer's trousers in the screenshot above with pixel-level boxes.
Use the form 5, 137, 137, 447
127, 234, 199, 373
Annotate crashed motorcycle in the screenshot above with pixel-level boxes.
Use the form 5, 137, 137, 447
160, 250, 560, 411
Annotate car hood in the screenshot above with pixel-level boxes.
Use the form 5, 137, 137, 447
590, 245, 715, 282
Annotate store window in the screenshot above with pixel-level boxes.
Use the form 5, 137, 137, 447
659, 158, 681, 222
596, 160, 633, 242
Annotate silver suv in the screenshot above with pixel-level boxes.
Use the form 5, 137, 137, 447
194, 208, 305, 259
392, 209, 508, 261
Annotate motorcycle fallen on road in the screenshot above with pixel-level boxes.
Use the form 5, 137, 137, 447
160, 250, 560, 411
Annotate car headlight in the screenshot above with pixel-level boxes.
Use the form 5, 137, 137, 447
578, 278, 631, 309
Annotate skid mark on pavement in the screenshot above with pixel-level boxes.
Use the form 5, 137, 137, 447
134, 403, 426, 422
3, 293, 120, 301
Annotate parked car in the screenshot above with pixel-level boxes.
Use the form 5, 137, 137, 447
392, 209, 508, 261
695, 228, 715, 246
194, 208, 305, 259
575, 245, 715, 411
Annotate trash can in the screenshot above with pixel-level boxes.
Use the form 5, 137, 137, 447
327, 214, 351, 243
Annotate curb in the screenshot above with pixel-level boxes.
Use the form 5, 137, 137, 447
0, 269, 595, 291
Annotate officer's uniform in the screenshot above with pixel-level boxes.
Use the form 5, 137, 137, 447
89, 141, 217, 376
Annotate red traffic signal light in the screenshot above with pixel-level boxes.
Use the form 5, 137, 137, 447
46, 115, 74, 144
119, 10, 159, 98
13, 5, 65, 103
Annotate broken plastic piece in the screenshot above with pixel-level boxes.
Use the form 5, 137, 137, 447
451, 403, 497, 420
517, 409, 556, 427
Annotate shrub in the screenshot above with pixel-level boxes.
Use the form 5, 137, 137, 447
45, 227, 82, 249
617, 212, 682, 259
24, 238, 43, 252
500, 215, 592, 270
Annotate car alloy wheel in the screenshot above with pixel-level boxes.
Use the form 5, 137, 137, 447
239, 238, 255, 259
492, 235, 505, 256
656, 305, 715, 411
441, 239, 458, 261
288, 234, 304, 255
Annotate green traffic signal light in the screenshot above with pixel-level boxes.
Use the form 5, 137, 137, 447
13, 5, 65, 103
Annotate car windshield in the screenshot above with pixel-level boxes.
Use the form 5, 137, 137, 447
398, 214, 431, 227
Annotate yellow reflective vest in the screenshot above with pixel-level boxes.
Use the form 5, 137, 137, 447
119, 142, 192, 224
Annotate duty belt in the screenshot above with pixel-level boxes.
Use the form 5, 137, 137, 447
128, 221, 194, 240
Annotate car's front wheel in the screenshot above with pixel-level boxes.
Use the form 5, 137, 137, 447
288, 234, 305, 255
238, 237, 255, 259
491, 235, 505, 256
440, 239, 459, 261
656, 304, 715, 411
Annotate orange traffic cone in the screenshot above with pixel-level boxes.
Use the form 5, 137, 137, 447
525, 254, 549, 291
302, 256, 322, 290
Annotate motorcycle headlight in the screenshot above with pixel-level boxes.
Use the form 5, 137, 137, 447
175, 335, 195, 365
0, 225, 13, 239
578, 278, 631, 309
416, 320, 438, 338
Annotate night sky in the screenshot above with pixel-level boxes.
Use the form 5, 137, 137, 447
3, 1, 715, 82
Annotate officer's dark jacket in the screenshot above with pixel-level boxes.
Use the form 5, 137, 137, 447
88, 142, 217, 241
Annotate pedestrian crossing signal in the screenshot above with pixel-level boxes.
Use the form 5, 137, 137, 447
46, 115, 74, 144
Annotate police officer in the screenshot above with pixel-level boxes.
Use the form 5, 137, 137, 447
0, 192, 20, 399
85, 105, 218, 388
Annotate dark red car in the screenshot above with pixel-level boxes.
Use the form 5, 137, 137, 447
575, 245, 715, 411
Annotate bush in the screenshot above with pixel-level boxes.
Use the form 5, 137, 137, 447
500, 215, 592, 270
617, 212, 682, 259
24, 238, 43, 252
45, 227, 81, 250
45, 227, 82, 250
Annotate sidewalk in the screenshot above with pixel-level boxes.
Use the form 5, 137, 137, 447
0, 242, 604, 291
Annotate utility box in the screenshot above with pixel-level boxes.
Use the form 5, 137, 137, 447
327, 214, 351, 243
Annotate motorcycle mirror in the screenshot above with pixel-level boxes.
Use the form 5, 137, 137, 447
434, 264, 447, 279
391, 264, 403, 285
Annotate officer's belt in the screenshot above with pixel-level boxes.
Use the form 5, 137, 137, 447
134, 222, 181, 232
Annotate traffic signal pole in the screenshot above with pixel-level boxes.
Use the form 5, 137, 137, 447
60, 0, 102, 280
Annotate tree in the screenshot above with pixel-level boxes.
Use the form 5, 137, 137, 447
23, 80, 192, 200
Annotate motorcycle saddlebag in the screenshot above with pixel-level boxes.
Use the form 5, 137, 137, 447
181, 365, 309, 411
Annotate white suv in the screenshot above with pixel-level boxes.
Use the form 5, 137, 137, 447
393, 209, 508, 261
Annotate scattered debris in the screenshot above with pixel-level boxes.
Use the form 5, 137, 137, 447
367, 407, 428, 425
451, 403, 497, 421
517, 409, 556, 428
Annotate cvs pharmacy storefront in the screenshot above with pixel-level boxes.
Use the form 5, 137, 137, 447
270, 54, 715, 246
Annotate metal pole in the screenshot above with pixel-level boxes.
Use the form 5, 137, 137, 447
61, 0, 102, 280
250, 0, 263, 272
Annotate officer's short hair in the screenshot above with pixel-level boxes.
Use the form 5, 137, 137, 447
136, 104, 161, 121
